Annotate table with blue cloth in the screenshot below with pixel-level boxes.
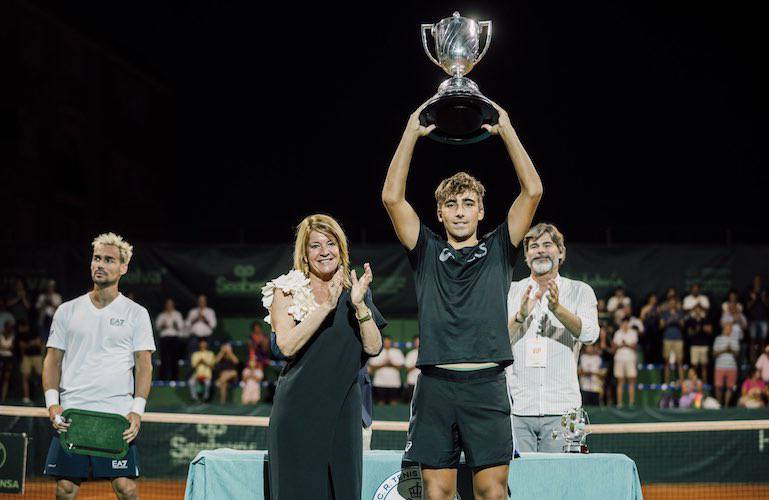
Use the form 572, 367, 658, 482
185, 449, 642, 499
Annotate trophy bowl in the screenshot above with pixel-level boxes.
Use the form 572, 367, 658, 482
419, 12, 499, 145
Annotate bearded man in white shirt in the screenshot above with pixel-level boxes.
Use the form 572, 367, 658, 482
506, 223, 599, 452
42, 233, 155, 499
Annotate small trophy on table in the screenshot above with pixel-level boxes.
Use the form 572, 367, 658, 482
552, 407, 591, 453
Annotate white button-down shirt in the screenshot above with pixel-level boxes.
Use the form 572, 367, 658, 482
505, 274, 599, 416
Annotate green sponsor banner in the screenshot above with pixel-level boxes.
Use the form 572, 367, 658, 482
3, 242, 769, 318
0, 432, 27, 493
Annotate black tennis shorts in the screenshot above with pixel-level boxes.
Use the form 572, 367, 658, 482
404, 365, 513, 469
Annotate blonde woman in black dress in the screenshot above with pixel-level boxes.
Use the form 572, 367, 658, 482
263, 214, 385, 499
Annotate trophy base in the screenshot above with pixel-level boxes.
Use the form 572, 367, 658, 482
563, 442, 589, 454
419, 77, 499, 145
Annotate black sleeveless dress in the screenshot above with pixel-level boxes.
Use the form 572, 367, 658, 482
268, 289, 385, 499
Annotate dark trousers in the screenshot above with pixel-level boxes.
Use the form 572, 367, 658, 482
159, 336, 181, 381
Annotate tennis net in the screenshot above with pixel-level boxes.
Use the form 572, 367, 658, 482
1, 405, 768, 499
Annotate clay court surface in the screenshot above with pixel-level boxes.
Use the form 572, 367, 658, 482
3, 481, 769, 499
0, 479, 186, 499
642, 484, 769, 500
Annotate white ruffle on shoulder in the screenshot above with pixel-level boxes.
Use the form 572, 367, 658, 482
261, 269, 319, 325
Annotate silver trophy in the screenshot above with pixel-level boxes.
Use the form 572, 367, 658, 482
419, 12, 499, 145
551, 408, 590, 453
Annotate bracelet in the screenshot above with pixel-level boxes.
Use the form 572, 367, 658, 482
356, 306, 372, 324
514, 312, 526, 324
45, 389, 60, 408
130, 397, 147, 416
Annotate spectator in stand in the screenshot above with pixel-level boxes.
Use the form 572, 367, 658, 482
18, 319, 43, 404
0, 320, 15, 401
368, 335, 404, 405
599, 326, 615, 406
35, 280, 62, 341
721, 291, 746, 330
403, 336, 420, 403
713, 322, 740, 407
186, 294, 217, 355
738, 368, 767, 408
0, 298, 14, 334
745, 277, 768, 360
620, 304, 644, 332
241, 358, 264, 405
757, 345, 769, 384
613, 317, 638, 408
7, 278, 32, 324
660, 296, 685, 384
597, 299, 612, 329
683, 283, 710, 315
607, 287, 631, 318
620, 304, 644, 358
155, 298, 185, 381
686, 305, 710, 383
665, 287, 679, 303
678, 368, 704, 409
247, 321, 270, 365
214, 342, 240, 404
188, 338, 215, 402
640, 293, 661, 363
721, 291, 748, 364
578, 344, 604, 406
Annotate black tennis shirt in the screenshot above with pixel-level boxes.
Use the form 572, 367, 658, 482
407, 221, 519, 367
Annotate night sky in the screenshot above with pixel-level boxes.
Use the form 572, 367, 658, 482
7, 1, 768, 244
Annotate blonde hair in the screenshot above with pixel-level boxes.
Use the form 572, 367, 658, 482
523, 223, 566, 264
92, 232, 133, 264
434, 172, 486, 207
293, 214, 352, 288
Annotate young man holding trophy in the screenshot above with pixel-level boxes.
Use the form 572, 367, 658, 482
382, 98, 542, 500
381, 12, 543, 499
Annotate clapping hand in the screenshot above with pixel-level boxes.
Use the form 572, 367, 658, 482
517, 284, 543, 321
547, 280, 560, 311
325, 269, 344, 311
351, 263, 373, 307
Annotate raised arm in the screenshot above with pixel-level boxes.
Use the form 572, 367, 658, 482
382, 105, 435, 250
483, 103, 543, 246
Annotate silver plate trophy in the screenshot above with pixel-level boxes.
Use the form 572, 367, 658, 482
551, 407, 590, 453
419, 12, 499, 145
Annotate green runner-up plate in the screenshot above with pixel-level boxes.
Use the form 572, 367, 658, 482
60, 409, 130, 459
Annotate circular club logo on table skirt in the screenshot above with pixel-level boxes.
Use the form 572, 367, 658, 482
372, 466, 462, 500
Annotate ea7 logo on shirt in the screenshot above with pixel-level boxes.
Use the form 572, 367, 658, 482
111, 459, 128, 469
110, 318, 125, 327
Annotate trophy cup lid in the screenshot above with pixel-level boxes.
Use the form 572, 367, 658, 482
429, 12, 487, 78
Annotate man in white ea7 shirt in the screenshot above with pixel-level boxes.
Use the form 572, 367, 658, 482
506, 223, 599, 452
42, 233, 155, 499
